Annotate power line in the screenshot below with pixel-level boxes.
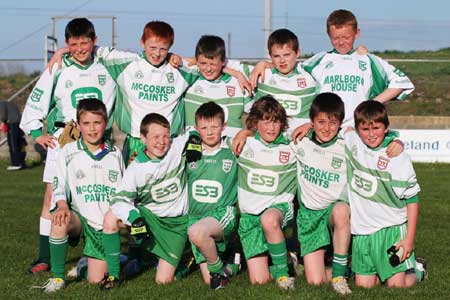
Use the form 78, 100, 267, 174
0, 0, 93, 55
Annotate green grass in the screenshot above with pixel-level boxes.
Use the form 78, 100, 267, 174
0, 160, 449, 299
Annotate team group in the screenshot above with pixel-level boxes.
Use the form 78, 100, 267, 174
19, 8, 426, 294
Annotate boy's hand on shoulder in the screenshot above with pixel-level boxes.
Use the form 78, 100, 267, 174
53, 201, 70, 226
36, 134, 57, 150
168, 53, 183, 68
356, 44, 368, 55
236, 72, 253, 97
250, 61, 271, 90
292, 123, 313, 144
47, 47, 70, 74
232, 129, 254, 156
387, 139, 404, 158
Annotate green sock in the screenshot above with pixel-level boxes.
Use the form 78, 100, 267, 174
103, 232, 121, 278
332, 253, 348, 278
49, 236, 68, 279
267, 241, 289, 279
39, 235, 50, 263
207, 257, 224, 274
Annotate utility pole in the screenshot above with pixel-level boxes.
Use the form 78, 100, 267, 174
227, 32, 231, 58
264, 0, 272, 58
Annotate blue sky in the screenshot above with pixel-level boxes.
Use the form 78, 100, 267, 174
0, 0, 449, 72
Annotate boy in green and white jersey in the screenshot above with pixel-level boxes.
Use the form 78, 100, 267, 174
20, 18, 116, 274
230, 29, 316, 136
186, 102, 238, 289
102, 113, 189, 285
38, 99, 124, 293
301, 9, 414, 128
236, 96, 296, 290
345, 101, 424, 288
183, 35, 253, 138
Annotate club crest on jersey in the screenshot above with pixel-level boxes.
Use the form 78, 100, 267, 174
75, 170, 86, 180
297, 147, 305, 157
30, 88, 44, 102
65, 80, 73, 89
222, 159, 233, 173
325, 61, 334, 69
226, 86, 236, 97
279, 151, 291, 164
297, 78, 307, 88
98, 75, 107, 86
108, 170, 119, 182
331, 156, 344, 169
377, 156, 389, 170
166, 72, 174, 83
242, 148, 254, 159
194, 85, 204, 94
269, 78, 277, 85
189, 161, 197, 169
358, 60, 367, 71
135, 71, 144, 79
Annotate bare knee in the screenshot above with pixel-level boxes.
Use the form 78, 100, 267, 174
155, 274, 174, 285
332, 204, 350, 227
103, 210, 119, 233
260, 212, 281, 234
188, 224, 207, 245
250, 276, 271, 285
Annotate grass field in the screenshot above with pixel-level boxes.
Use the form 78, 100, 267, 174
0, 160, 449, 300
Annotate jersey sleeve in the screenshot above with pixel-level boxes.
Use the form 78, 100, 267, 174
109, 163, 140, 225
301, 52, 327, 76
367, 53, 415, 100
390, 154, 421, 200
52, 146, 69, 210
96, 46, 138, 81
20, 65, 60, 137
178, 65, 200, 86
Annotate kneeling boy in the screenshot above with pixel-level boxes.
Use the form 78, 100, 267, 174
39, 99, 124, 292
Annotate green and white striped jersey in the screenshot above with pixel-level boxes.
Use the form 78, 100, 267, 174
183, 73, 253, 137
290, 130, 347, 210
344, 131, 420, 235
110, 135, 188, 222
97, 47, 199, 138
302, 50, 414, 128
237, 133, 296, 215
187, 137, 238, 216
20, 54, 116, 137
53, 139, 124, 231
242, 63, 316, 134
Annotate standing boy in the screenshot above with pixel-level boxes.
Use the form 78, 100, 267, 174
20, 18, 116, 274
345, 100, 424, 288
302, 9, 414, 128
38, 99, 124, 292
102, 113, 189, 285
183, 35, 253, 137
237, 96, 296, 290
187, 102, 238, 289
0, 100, 26, 170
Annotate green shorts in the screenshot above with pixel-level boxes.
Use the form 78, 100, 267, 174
122, 135, 145, 166
188, 206, 237, 263
74, 211, 105, 260
138, 207, 188, 267
352, 223, 416, 282
297, 201, 337, 256
238, 202, 294, 260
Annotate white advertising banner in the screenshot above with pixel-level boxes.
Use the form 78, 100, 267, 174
396, 129, 450, 163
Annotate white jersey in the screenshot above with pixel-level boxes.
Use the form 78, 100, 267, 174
110, 135, 188, 223
242, 63, 316, 134
183, 73, 253, 137
52, 139, 124, 231
20, 54, 116, 137
97, 47, 199, 138
290, 130, 347, 210
302, 50, 414, 128
237, 134, 296, 215
344, 131, 420, 235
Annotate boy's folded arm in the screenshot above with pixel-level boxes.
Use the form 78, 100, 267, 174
223, 66, 253, 96
250, 60, 272, 89
232, 129, 254, 156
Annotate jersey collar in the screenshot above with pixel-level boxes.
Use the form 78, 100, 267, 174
254, 131, 289, 147
76, 138, 113, 160
140, 51, 168, 68
136, 148, 167, 163
199, 72, 231, 83
307, 129, 341, 147
62, 53, 94, 70
330, 48, 356, 55
271, 63, 300, 77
